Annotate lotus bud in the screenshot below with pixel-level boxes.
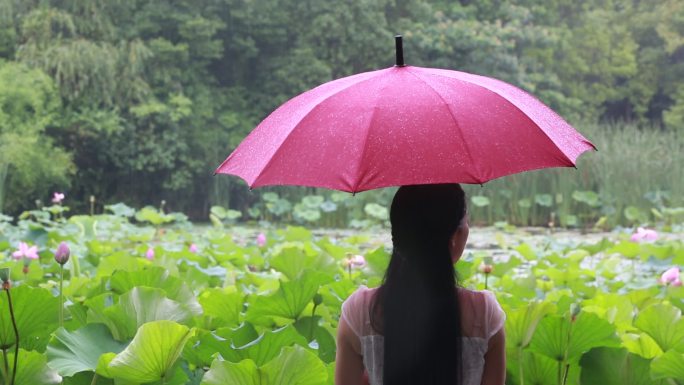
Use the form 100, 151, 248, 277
570, 303, 581, 322
0, 268, 10, 285
313, 293, 323, 306
189, 243, 198, 253
479, 256, 494, 274
349, 254, 366, 268
54, 242, 70, 265
145, 247, 155, 261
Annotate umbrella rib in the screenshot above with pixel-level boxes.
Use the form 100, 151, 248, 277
251, 71, 388, 189
351, 83, 388, 192
404, 68, 483, 183
427, 71, 578, 166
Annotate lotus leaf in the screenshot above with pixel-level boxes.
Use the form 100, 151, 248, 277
529, 312, 620, 363
201, 359, 261, 385
0, 285, 59, 351
1, 349, 61, 385
261, 345, 328, 385
246, 271, 327, 324
86, 287, 193, 340
46, 324, 126, 377
620, 332, 663, 359
198, 288, 243, 329
109, 267, 202, 314
107, 320, 194, 383
651, 350, 684, 380
579, 347, 653, 385
470, 196, 490, 207
634, 304, 684, 352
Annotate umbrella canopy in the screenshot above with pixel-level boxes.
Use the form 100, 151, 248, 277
216, 37, 595, 193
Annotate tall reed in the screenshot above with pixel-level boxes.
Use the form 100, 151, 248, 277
464, 122, 684, 226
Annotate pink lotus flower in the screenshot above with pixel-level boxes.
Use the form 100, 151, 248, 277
12, 242, 39, 260
52, 192, 65, 204
256, 233, 267, 247
54, 242, 70, 265
344, 254, 366, 269
630, 227, 658, 243
145, 247, 155, 261
189, 243, 198, 253
350, 254, 366, 267
660, 267, 681, 286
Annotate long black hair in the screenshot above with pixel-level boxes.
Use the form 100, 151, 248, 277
370, 184, 467, 385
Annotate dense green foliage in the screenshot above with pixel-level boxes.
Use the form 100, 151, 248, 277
0, 0, 682, 217
0, 204, 683, 384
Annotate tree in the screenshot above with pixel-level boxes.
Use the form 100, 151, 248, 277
0, 61, 72, 212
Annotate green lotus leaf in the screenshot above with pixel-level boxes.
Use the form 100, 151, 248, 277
634, 303, 684, 352
234, 324, 309, 366
94, 352, 116, 379
514, 243, 537, 261
61, 371, 115, 385
505, 300, 556, 349
319, 279, 357, 312
246, 272, 327, 324
620, 332, 663, 359
651, 350, 684, 380
68, 215, 98, 238
529, 312, 620, 363
1, 348, 61, 385
624, 206, 646, 223
627, 287, 662, 311
105, 203, 136, 217
86, 287, 193, 340
280, 226, 313, 242
579, 238, 615, 254
201, 359, 261, 385
183, 323, 259, 367
534, 194, 553, 207
517, 198, 532, 209
580, 347, 653, 385
470, 195, 490, 207
314, 326, 336, 364
506, 351, 560, 385
198, 288, 243, 329
572, 190, 600, 207
135, 206, 174, 225
640, 244, 673, 260
210, 206, 227, 219
107, 321, 193, 383
363, 203, 388, 220
364, 246, 391, 275
109, 267, 202, 314
607, 241, 640, 258
270, 246, 319, 281
319, 201, 337, 213
46, 324, 126, 377
0, 285, 59, 351
582, 292, 634, 327
302, 195, 325, 209
261, 345, 328, 385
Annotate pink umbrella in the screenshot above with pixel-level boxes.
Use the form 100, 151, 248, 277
216, 36, 595, 192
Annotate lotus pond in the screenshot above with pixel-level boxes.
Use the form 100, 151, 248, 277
0, 205, 683, 385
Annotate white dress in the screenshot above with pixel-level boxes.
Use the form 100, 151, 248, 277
341, 286, 506, 385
